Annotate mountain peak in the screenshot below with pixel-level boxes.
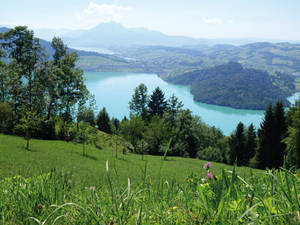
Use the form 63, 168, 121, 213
91, 22, 125, 30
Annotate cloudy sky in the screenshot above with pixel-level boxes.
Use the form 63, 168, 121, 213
1, 0, 300, 40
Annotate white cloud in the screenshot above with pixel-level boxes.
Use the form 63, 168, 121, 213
77, 2, 132, 28
202, 18, 224, 25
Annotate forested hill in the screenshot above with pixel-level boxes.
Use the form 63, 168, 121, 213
168, 62, 295, 110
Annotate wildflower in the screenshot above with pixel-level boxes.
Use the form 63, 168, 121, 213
37, 204, 43, 210
90, 186, 95, 191
206, 172, 213, 179
203, 162, 211, 169
172, 206, 178, 210
203, 182, 210, 187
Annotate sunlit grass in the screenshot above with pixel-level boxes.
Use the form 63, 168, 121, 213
1, 134, 299, 224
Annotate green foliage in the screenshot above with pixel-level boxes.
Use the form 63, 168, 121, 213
14, 111, 42, 150
77, 105, 95, 126
229, 122, 248, 166
284, 100, 300, 169
96, 107, 112, 134
129, 83, 148, 119
111, 117, 120, 134
273, 102, 287, 168
135, 139, 148, 160
164, 94, 183, 129
246, 124, 257, 160
0, 27, 89, 140
257, 104, 274, 169
197, 146, 223, 162
169, 62, 294, 110
148, 86, 167, 118
77, 122, 98, 156
120, 116, 145, 151
144, 116, 169, 155
257, 102, 287, 169
0, 102, 13, 133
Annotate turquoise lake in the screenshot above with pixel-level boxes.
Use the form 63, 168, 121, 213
84, 71, 298, 136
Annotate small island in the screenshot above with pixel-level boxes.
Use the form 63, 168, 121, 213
168, 62, 295, 110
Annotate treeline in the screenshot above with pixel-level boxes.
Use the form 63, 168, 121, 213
229, 101, 300, 169
101, 83, 231, 162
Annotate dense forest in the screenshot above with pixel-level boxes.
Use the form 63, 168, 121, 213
168, 62, 295, 110
1, 26, 300, 170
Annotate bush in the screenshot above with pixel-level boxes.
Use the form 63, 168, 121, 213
0, 102, 13, 133
197, 146, 223, 162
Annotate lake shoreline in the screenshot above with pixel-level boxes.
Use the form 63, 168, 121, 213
84, 71, 298, 135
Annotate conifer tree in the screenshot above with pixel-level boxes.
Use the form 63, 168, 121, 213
257, 104, 274, 169
246, 123, 257, 162
273, 102, 286, 168
96, 107, 111, 134
148, 87, 167, 118
229, 122, 246, 166
283, 100, 300, 169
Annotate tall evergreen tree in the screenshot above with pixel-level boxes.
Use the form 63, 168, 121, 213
148, 87, 167, 118
283, 100, 300, 169
96, 107, 111, 134
246, 124, 257, 162
111, 117, 120, 134
229, 122, 246, 166
273, 102, 286, 168
257, 104, 274, 169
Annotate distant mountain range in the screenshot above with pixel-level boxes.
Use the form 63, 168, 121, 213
0, 26, 127, 63
33, 22, 300, 49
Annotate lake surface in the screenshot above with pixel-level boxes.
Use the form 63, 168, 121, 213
84, 72, 298, 136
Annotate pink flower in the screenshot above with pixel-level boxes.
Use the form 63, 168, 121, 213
203, 162, 211, 169
90, 186, 95, 191
206, 172, 213, 179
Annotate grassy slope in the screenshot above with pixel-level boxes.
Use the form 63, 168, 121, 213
0, 134, 258, 187
2, 134, 300, 224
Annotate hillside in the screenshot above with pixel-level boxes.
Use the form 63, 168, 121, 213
0, 134, 253, 186
114, 43, 300, 79
1, 134, 300, 224
168, 62, 295, 110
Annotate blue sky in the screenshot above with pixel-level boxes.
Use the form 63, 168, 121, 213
1, 0, 300, 40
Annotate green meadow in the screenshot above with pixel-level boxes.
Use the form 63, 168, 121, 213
0, 134, 299, 224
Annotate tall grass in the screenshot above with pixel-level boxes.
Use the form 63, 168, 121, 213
1, 162, 299, 224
